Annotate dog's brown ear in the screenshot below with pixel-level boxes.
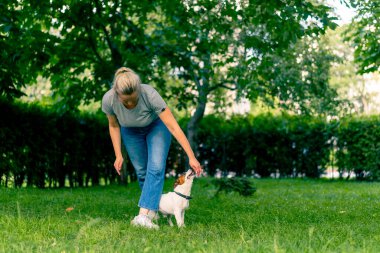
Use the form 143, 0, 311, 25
174, 175, 185, 188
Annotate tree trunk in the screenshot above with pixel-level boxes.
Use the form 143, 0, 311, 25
186, 54, 211, 163
186, 85, 208, 157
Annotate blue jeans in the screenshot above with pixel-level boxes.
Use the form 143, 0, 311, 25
120, 118, 172, 211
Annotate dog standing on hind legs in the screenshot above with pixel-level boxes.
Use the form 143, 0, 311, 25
158, 169, 195, 227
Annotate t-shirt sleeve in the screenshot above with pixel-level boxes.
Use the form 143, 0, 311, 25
101, 92, 115, 115
148, 87, 167, 115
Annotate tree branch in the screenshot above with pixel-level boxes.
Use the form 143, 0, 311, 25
65, 14, 104, 64
187, 59, 202, 90
94, 0, 122, 67
84, 25, 105, 63
208, 83, 237, 92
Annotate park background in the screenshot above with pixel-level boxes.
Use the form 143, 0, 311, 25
1, 0, 380, 252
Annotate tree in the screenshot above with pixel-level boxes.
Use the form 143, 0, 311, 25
0, 1, 54, 99
151, 0, 338, 150
2, 0, 339, 151
254, 33, 343, 116
329, 25, 380, 115
1, 0, 158, 110
345, 0, 380, 74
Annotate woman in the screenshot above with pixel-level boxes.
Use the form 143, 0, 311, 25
102, 67, 202, 229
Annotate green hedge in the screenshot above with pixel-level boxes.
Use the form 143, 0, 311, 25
195, 115, 379, 180
195, 114, 333, 178
1, 99, 379, 187
335, 116, 380, 180
0, 99, 116, 188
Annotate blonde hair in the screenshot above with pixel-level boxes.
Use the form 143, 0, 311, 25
113, 67, 141, 95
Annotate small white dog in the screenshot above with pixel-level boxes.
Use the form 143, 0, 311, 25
158, 169, 195, 227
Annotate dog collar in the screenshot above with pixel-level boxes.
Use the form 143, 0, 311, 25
174, 191, 192, 200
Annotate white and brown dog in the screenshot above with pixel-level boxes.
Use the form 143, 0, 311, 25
158, 169, 196, 227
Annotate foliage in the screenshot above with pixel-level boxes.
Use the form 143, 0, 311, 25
0, 0, 158, 111
245, 29, 344, 117
1, 0, 342, 152
195, 114, 333, 179
0, 98, 117, 188
212, 177, 256, 197
0, 1, 54, 99
152, 0, 339, 148
345, 0, 380, 74
2, 101, 379, 187
327, 25, 373, 115
336, 116, 380, 180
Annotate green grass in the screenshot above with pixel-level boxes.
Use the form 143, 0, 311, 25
1, 178, 380, 253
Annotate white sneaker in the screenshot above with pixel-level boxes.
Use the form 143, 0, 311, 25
131, 214, 159, 229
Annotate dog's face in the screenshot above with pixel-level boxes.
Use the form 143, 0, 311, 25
174, 169, 195, 188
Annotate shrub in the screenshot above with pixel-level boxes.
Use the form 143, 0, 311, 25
212, 177, 256, 197
1, 98, 379, 187
336, 116, 380, 180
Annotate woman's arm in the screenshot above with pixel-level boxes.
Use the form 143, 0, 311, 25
159, 107, 202, 175
107, 115, 123, 175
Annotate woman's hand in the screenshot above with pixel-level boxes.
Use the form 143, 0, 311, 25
114, 156, 123, 175
189, 157, 203, 176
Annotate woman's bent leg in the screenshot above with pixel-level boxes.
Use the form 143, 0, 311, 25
120, 127, 148, 189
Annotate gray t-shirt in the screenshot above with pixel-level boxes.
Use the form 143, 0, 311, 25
102, 84, 167, 127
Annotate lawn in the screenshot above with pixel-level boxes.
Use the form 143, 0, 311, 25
1, 178, 380, 253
